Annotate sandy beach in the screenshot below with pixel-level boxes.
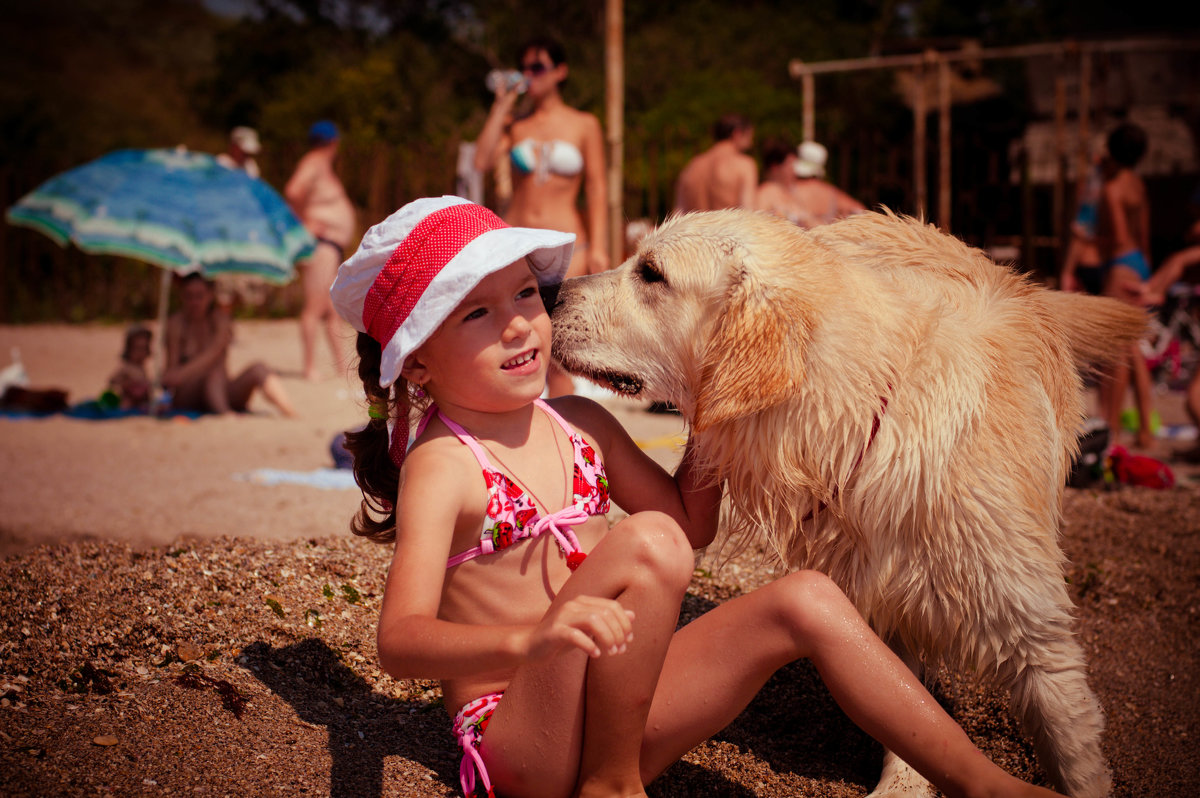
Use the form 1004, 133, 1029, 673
1, 319, 1198, 797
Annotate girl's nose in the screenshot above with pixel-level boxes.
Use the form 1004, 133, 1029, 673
501, 310, 533, 341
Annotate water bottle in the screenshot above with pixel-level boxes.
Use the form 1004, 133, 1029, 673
485, 69, 527, 95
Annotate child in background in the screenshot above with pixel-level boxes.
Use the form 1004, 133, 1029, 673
331, 195, 1062, 798
105, 325, 153, 412
1097, 122, 1156, 448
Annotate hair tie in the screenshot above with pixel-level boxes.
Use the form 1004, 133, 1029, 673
368, 403, 388, 420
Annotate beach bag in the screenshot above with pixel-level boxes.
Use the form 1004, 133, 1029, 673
1108, 445, 1175, 490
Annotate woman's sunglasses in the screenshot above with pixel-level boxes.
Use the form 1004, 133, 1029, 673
521, 61, 550, 76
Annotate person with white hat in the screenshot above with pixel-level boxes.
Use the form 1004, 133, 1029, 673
329, 195, 1065, 798
216, 126, 261, 179
791, 140, 866, 227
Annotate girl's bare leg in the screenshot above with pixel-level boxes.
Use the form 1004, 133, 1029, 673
479, 512, 694, 798
640, 571, 1061, 798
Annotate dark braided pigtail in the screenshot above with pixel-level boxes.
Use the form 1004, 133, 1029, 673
343, 332, 417, 543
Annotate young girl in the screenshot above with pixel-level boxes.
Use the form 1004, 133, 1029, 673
106, 324, 153, 411
331, 196, 1062, 798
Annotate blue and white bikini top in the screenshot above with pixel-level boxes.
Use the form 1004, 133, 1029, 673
510, 139, 584, 182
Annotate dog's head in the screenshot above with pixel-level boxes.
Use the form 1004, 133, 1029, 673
552, 209, 827, 430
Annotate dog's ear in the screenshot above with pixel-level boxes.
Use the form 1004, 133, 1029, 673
693, 270, 811, 431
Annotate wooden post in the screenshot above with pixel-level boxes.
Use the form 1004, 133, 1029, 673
605, 0, 624, 265
801, 70, 815, 144
913, 59, 927, 219
937, 53, 952, 231
1053, 52, 1068, 260
1077, 49, 1092, 196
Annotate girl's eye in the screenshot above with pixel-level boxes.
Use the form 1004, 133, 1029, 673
463, 307, 487, 321
517, 286, 538, 300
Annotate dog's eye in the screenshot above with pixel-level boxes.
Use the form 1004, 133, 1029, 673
637, 258, 665, 285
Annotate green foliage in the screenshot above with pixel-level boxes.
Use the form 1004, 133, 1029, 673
2, 0, 1193, 321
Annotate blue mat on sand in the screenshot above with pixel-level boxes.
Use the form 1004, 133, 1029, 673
233, 468, 358, 490
0, 400, 201, 421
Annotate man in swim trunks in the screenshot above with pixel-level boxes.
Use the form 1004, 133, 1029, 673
674, 114, 758, 212
285, 120, 357, 381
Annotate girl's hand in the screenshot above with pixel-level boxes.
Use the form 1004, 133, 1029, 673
529, 596, 635, 660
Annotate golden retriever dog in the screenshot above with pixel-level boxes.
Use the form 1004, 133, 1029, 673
551, 208, 1148, 798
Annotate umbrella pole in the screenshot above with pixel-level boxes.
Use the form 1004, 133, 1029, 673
154, 269, 171, 394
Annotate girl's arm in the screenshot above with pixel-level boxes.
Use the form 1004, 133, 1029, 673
581, 112, 609, 273
561, 397, 722, 549
377, 442, 632, 680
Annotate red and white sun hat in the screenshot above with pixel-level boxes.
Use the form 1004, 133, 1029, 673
330, 195, 575, 388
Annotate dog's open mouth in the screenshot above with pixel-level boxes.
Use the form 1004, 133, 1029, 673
594, 371, 644, 396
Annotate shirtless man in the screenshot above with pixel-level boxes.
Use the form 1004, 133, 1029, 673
754, 137, 819, 227
674, 114, 758, 212
285, 120, 356, 381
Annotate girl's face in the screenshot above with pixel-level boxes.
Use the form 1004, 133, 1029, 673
126, 335, 151, 365
405, 258, 552, 413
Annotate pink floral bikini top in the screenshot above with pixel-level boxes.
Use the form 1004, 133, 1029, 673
437, 399, 610, 570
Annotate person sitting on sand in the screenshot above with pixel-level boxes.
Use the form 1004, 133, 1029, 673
330, 195, 1063, 798
106, 324, 154, 412
162, 272, 299, 418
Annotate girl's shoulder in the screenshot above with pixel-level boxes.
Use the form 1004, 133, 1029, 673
543, 395, 622, 446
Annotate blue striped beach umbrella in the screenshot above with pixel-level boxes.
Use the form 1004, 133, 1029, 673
6, 147, 314, 283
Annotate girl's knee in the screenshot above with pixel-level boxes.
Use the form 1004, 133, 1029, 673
771, 570, 857, 638
614, 512, 694, 591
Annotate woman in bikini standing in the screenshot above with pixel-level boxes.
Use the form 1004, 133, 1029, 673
474, 36, 609, 397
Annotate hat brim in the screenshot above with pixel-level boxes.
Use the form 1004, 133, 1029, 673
378, 226, 575, 387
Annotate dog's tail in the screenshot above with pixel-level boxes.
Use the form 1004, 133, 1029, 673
1039, 289, 1149, 372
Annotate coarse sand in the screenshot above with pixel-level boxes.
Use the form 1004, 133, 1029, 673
0, 320, 1197, 797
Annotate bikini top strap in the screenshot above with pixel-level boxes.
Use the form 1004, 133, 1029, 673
534, 398, 578, 440
433, 408, 494, 472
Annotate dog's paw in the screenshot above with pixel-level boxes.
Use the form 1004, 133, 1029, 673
866, 752, 935, 798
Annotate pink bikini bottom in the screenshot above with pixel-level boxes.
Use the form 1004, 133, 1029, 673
452, 691, 503, 797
